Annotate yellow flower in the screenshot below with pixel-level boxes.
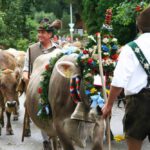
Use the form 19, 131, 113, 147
106, 89, 110, 95
114, 135, 125, 142
90, 88, 97, 94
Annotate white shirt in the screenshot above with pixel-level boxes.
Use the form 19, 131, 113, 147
23, 41, 57, 72
111, 33, 150, 95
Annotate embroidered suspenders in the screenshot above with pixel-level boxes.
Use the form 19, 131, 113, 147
128, 41, 150, 87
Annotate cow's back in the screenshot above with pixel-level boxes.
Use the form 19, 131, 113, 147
0, 51, 16, 70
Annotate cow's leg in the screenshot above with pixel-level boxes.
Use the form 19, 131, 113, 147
13, 99, 19, 121
53, 119, 75, 150
51, 137, 62, 150
6, 111, 14, 135
92, 117, 104, 150
13, 106, 19, 121
0, 107, 4, 136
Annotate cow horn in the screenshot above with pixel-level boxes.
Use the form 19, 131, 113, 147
56, 61, 78, 78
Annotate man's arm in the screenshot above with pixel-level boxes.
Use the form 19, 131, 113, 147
102, 86, 123, 118
22, 49, 30, 85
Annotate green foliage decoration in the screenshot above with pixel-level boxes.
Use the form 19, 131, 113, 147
114, 1, 149, 26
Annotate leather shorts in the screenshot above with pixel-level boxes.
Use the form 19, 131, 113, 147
123, 88, 150, 141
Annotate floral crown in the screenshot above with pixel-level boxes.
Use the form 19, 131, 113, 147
38, 18, 53, 32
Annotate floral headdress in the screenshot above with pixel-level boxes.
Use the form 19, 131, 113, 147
38, 18, 53, 32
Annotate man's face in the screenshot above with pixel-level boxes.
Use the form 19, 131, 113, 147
37, 30, 52, 43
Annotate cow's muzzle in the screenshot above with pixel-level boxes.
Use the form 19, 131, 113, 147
6, 101, 17, 108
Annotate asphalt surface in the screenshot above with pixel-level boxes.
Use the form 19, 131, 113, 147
0, 93, 150, 150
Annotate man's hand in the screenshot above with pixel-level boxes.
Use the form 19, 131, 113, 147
102, 102, 112, 118
102, 86, 123, 118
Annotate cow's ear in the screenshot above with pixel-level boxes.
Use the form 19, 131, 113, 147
56, 61, 78, 78
14, 67, 21, 81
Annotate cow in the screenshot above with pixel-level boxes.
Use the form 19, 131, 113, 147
5, 48, 26, 70
4, 48, 26, 96
0, 51, 21, 135
25, 50, 105, 150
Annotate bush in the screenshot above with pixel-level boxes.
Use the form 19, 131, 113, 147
34, 11, 56, 23
16, 38, 29, 51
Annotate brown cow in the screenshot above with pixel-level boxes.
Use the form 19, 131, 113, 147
26, 52, 104, 150
0, 51, 21, 135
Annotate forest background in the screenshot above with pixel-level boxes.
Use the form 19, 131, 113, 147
0, 0, 149, 51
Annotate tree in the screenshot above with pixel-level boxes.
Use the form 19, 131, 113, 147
0, 0, 34, 49
82, 0, 149, 44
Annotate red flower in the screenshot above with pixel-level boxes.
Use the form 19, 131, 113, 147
135, 5, 141, 12
103, 56, 109, 60
38, 87, 42, 94
95, 32, 100, 37
105, 15, 111, 20
88, 58, 93, 64
83, 50, 88, 54
111, 54, 119, 60
45, 64, 49, 70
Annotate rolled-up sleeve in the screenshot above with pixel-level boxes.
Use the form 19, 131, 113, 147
111, 45, 138, 88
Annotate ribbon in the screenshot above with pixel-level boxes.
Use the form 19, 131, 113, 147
70, 76, 81, 103
37, 104, 50, 117
90, 92, 104, 108
63, 46, 78, 55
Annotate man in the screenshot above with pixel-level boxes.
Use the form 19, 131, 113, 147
102, 6, 150, 150
22, 18, 61, 150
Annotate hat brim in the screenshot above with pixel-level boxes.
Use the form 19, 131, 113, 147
37, 27, 53, 32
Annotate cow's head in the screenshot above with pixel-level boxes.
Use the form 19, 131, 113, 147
55, 59, 91, 109
0, 69, 20, 112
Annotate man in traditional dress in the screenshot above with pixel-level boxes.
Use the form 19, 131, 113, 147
22, 18, 61, 150
102, 6, 150, 150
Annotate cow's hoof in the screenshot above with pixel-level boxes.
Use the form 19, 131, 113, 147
6, 129, 14, 135
43, 140, 52, 150
24, 128, 31, 137
13, 115, 19, 121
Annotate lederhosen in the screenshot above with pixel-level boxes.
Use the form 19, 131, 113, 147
123, 41, 150, 141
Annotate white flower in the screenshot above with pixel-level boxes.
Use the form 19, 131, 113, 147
135, 48, 140, 53
102, 38, 109, 44
112, 38, 117, 42
88, 35, 96, 43
81, 54, 89, 59
106, 58, 113, 65
103, 52, 109, 56
144, 63, 149, 69
40, 76, 44, 81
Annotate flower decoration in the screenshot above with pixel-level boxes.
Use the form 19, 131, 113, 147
105, 9, 112, 26
135, 2, 147, 13
77, 51, 104, 108
37, 53, 64, 119
101, 9, 120, 76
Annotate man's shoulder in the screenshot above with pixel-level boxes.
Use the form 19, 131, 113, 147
29, 42, 41, 49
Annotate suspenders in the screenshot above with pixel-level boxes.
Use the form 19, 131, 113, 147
128, 41, 150, 87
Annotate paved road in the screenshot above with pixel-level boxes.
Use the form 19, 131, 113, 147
0, 94, 150, 150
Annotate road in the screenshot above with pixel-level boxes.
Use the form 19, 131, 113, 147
0, 93, 150, 150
